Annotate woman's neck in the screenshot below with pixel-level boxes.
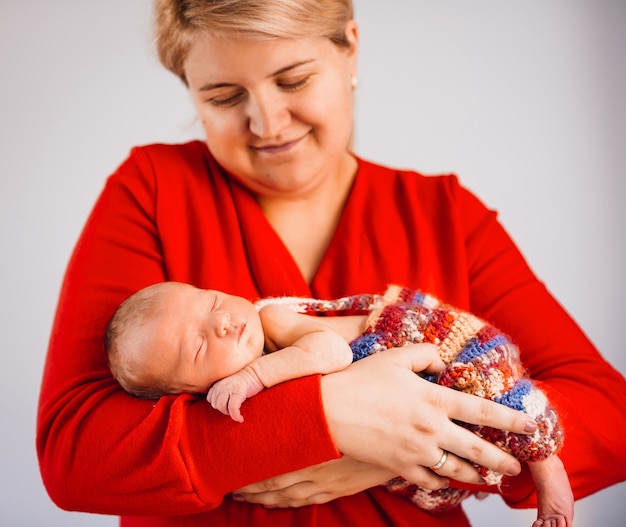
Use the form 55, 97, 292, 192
257, 154, 358, 284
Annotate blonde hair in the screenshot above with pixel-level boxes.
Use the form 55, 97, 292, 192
105, 284, 175, 399
154, 0, 354, 83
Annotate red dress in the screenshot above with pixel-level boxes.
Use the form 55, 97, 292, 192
37, 141, 626, 526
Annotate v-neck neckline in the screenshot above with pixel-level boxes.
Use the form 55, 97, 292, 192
226, 157, 366, 298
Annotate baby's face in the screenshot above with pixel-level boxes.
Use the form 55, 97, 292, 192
142, 283, 265, 393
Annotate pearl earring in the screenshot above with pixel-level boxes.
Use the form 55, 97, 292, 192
351, 76, 359, 89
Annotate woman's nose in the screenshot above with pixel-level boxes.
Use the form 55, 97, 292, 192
247, 93, 290, 139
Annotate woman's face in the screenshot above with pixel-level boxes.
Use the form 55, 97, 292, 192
184, 23, 358, 199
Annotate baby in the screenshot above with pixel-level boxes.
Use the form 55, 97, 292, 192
105, 281, 572, 524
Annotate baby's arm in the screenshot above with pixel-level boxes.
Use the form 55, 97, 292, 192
528, 456, 574, 527
207, 304, 353, 422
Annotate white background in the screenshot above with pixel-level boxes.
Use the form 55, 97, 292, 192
1, 0, 624, 525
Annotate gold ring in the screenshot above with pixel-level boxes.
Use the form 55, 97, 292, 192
430, 450, 448, 471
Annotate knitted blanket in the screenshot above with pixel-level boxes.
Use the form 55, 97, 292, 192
255, 285, 563, 511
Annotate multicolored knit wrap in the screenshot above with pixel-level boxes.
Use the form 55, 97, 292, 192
255, 285, 564, 512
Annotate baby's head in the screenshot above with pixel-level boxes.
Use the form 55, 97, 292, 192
105, 282, 265, 399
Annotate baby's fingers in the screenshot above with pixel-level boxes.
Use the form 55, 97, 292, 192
227, 392, 246, 423
381, 344, 447, 375
206, 387, 230, 417
206, 387, 217, 408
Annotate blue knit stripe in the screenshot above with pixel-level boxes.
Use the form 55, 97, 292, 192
455, 334, 509, 364
495, 379, 532, 411
350, 332, 381, 362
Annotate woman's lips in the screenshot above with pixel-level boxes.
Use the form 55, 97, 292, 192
250, 133, 307, 155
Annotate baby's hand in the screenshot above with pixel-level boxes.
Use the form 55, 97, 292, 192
400, 343, 446, 374
206, 368, 265, 423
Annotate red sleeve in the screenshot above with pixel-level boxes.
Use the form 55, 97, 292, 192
456, 184, 626, 507
317, 163, 626, 508
36, 145, 340, 516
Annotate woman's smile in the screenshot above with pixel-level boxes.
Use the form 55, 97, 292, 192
184, 31, 358, 198
249, 131, 310, 156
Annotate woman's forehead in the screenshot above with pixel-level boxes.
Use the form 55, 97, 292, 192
184, 33, 330, 81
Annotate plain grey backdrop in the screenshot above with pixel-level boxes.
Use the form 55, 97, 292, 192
1, 0, 624, 525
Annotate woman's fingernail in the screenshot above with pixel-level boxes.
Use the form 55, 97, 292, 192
506, 463, 521, 476
232, 493, 244, 501
524, 420, 537, 433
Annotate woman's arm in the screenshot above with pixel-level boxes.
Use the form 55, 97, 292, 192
233, 345, 539, 507
41, 145, 513, 517
36, 145, 341, 516
230, 174, 626, 509
455, 183, 626, 505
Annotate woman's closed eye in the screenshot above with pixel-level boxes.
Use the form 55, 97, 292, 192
209, 90, 246, 107
207, 75, 312, 107
277, 75, 312, 91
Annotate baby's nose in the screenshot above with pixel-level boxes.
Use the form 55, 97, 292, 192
215, 312, 231, 338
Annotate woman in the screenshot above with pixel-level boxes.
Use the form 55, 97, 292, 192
37, 1, 626, 526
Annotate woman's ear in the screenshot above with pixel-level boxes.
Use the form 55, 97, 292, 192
345, 19, 359, 56
344, 19, 359, 78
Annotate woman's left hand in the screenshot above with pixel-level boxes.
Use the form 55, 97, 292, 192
231, 456, 395, 508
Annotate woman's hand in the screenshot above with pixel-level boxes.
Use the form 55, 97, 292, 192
231, 343, 537, 508
321, 345, 538, 489
232, 456, 394, 508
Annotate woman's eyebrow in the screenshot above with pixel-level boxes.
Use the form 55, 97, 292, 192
198, 59, 315, 92
270, 59, 315, 77
198, 81, 236, 92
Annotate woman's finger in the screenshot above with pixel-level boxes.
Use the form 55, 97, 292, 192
395, 453, 482, 489
235, 465, 448, 508
442, 384, 537, 435
235, 471, 304, 494
438, 421, 522, 476
365, 346, 537, 436
234, 483, 333, 508
321, 348, 536, 480
423, 450, 484, 485
235, 457, 392, 497
237, 480, 319, 506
